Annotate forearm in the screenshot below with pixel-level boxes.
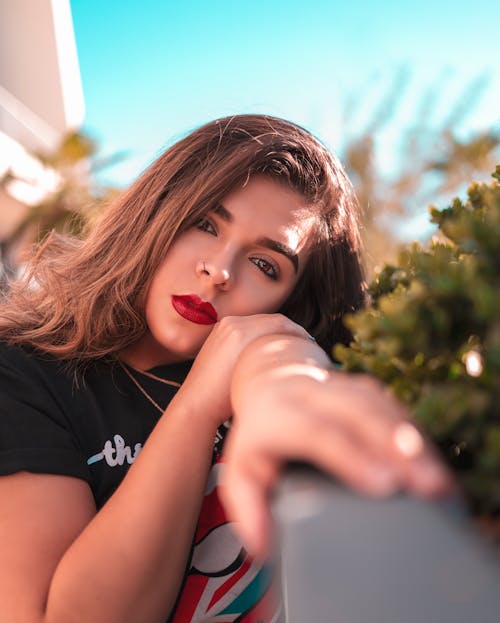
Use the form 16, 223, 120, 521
45, 393, 218, 623
231, 333, 332, 395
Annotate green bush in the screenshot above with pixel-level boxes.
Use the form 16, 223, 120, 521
335, 167, 500, 518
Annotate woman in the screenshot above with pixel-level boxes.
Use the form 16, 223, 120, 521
0, 115, 452, 623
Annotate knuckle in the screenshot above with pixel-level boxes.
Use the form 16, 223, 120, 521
218, 315, 239, 332
232, 327, 245, 341
273, 314, 294, 330
218, 316, 232, 327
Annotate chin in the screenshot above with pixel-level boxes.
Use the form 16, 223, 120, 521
161, 338, 206, 361
149, 323, 213, 362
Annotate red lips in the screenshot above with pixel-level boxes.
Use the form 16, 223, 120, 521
171, 294, 218, 325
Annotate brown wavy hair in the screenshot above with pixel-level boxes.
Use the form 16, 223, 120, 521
0, 114, 366, 361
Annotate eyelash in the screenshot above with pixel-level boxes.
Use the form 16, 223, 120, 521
249, 257, 279, 280
196, 217, 217, 236
195, 217, 280, 281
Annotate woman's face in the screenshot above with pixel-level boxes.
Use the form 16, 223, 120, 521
126, 176, 318, 368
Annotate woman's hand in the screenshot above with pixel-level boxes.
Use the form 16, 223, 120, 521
175, 314, 312, 426
221, 334, 456, 559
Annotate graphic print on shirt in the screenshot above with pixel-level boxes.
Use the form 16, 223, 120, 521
170, 458, 281, 623
86, 434, 142, 466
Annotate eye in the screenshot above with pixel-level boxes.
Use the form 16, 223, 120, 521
196, 217, 217, 236
249, 257, 279, 281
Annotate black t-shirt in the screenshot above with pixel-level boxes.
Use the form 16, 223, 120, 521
0, 340, 192, 508
0, 341, 280, 621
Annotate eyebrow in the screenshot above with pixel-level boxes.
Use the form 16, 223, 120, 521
213, 203, 233, 222
213, 203, 299, 273
257, 237, 299, 273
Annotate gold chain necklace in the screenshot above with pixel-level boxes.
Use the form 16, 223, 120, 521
118, 360, 181, 414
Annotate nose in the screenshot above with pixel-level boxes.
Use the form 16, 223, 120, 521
196, 259, 231, 290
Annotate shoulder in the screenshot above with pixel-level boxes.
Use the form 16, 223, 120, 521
0, 340, 74, 391
0, 340, 58, 368
0, 342, 116, 416
0, 339, 35, 364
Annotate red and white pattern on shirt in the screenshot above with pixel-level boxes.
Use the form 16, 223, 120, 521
170, 455, 281, 623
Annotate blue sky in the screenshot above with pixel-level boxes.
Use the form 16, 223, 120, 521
70, 0, 500, 187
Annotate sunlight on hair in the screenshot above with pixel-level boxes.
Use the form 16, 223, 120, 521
286, 228, 301, 252
286, 212, 318, 253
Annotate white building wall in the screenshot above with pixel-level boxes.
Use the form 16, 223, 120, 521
0, 0, 84, 151
0, 0, 85, 234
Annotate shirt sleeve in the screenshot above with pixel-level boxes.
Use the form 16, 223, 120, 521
0, 342, 91, 482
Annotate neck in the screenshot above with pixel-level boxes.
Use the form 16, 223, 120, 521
119, 333, 187, 370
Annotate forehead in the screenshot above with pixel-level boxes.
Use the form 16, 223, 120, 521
220, 176, 318, 255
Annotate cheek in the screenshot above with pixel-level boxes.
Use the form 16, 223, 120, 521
143, 261, 177, 319
233, 275, 298, 315
160, 231, 202, 267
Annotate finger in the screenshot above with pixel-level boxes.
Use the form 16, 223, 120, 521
226, 406, 399, 507
391, 421, 456, 496
269, 314, 313, 339
216, 314, 308, 345
313, 375, 423, 456
220, 469, 272, 561
235, 313, 312, 341
244, 376, 452, 498
222, 425, 399, 560
306, 377, 454, 495
221, 433, 280, 559
266, 414, 402, 497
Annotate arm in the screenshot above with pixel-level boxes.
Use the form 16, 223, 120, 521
222, 334, 455, 558
0, 314, 310, 623
0, 392, 218, 623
